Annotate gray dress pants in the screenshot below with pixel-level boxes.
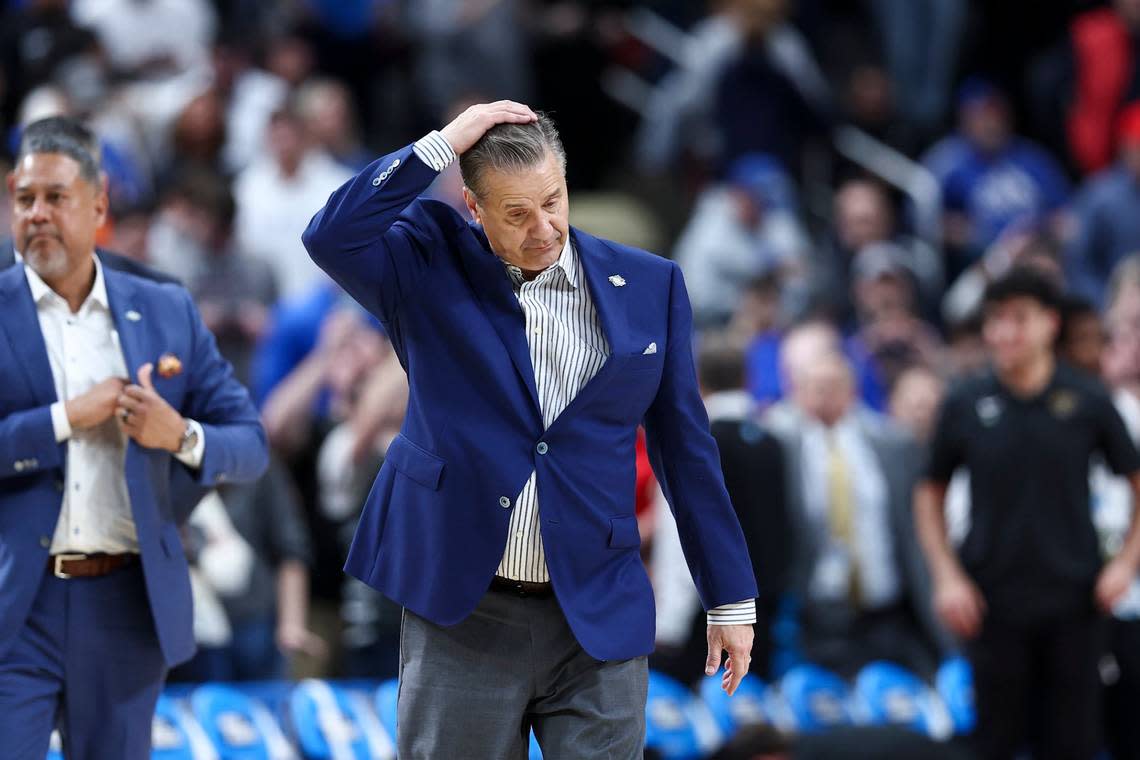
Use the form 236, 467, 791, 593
397, 589, 648, 759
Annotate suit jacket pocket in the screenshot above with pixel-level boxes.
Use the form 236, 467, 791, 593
386, 433, 446, 490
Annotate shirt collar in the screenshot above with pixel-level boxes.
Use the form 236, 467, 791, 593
22, 252, 109, 312
502, 238, 578, 289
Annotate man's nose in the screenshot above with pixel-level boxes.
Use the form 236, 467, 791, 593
530, 213, 556, 241
28, 196, 51, 222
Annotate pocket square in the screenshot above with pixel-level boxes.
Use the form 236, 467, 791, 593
156, 353, 183, 378
643, 342, 657, 355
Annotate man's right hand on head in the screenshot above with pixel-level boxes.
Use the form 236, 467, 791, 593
439, 101, 538, 156
65, 377, 128, 431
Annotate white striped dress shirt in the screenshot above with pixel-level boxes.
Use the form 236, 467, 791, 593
498, 239, 606, 581
412, 132, 757, 625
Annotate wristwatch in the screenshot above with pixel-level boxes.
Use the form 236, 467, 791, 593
177, 420, 199, 456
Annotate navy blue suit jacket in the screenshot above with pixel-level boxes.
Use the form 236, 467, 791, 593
0, 264, 268, 666
304, 145, 757, 660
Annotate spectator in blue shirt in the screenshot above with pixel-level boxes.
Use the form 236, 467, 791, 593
251, 282, 384, 408
923, 78, 1070, 270
1067, 101, 1140, 307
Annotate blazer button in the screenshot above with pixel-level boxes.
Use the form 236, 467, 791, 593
54, 479, 64, 492
536, 442, 548, 455
499, 496, 511, 508
14, 461, 24, 473
372, 176, 382, 186
40, 536, 50, 548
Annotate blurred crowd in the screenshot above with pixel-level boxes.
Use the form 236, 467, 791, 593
7, 0, 1140, 754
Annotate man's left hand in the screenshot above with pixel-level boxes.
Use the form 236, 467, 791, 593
706, 624, 754, 696
116, 363, 186, 452
1096, 555, 1138, 613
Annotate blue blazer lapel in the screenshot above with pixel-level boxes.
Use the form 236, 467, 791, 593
543, 230, 635, 433
102, 268, 160, 537
102, 267, 147, 382
573, 228, 632, 361
458, 225, 542, 414
0, 267, 57, 407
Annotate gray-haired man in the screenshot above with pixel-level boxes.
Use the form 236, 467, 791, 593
304, 102, 758, 758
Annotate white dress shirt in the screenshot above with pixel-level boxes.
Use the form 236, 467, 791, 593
23, 255, 204, 554
498, 238, 609, 582
233, 149, 352, 300
415, 130, 757, 625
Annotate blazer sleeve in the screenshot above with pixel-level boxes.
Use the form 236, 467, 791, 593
642, 262, 759, 610
0, 405, 61, 480
302, 145, 448, 324
177, 287, 268, 488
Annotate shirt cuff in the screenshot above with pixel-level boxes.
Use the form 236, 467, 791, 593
412, 130, 457, 172
173, 419, 205, 470
707, 599, 757, 626
50, 402, 72, 443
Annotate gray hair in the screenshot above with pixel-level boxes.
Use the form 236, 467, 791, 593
459, 112, 566, 198
16, 116, 103, 186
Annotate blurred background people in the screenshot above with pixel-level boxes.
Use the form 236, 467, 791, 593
766, 342, 950, 679
233, 102, 351, 300
673, 152, 810, 328
6, 2, 1140, 755
923, 79, 1070, 276
918, 268, 1140, 759
1067, 101, 1140, 306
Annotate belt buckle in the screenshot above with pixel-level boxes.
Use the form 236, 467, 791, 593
53, 553, 87, 579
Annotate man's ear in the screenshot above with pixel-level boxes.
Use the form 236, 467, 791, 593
93, 172, 109, 229
462, 186, 480, 224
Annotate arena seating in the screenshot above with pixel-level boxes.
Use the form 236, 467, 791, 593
41, 661, 974, 758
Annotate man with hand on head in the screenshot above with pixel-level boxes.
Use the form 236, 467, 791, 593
304, 101, 758, 758
0, 116, 268, 759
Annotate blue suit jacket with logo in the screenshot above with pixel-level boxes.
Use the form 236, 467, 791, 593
304, 146, 758, 660
0, 265, 268, 666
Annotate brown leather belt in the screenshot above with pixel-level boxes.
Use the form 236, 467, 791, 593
47, 553, 138, 579
490, 575, 554, 599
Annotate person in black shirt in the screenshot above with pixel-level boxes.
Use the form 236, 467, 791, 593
915, 267, 1140, 760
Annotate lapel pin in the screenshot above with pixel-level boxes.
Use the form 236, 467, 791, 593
157, 353, 183, 379
608, 275, 626, 287
125, 309, 142, 322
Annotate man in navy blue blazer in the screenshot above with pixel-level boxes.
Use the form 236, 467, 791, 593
305, 102, 758, 757
0, 117, 268, 758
